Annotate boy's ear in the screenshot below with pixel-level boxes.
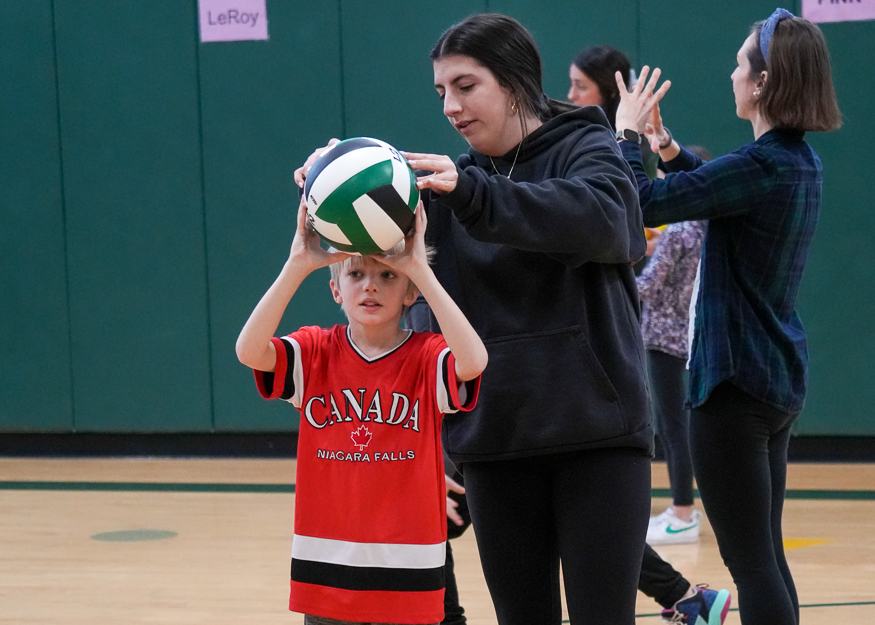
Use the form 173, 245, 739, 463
329, 279, 343, 304
403, 281, 420, 307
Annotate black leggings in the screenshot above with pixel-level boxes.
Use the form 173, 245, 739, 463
647, 349, 695, 506
690, 382, 799, 625
462, 448, 651, 625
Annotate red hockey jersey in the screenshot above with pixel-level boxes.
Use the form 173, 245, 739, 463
254, 325, 480, 624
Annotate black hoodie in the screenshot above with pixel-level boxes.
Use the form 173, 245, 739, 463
411, 105, 653, 463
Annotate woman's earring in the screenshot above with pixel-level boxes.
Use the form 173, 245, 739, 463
511, 100, 518, 114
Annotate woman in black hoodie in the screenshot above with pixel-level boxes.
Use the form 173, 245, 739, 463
297, 14, 652, 625
409, 14, 651, 625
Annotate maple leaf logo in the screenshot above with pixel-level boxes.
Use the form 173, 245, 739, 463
351, 425, 372, 450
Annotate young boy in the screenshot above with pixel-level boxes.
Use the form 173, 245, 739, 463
236, 201, 488, 625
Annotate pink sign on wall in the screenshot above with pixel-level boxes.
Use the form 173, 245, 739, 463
199, 0, 268, 42
802, 0, 875, 24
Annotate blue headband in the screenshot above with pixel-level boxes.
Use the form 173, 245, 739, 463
760, 8, 794, 60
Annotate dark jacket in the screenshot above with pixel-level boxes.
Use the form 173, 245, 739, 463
410, 106, 653, 463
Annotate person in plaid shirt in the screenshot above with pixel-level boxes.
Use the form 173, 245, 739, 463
614, 9, 841, 625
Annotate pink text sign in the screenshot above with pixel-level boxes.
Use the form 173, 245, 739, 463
199, 0, 268, 42
802, 0, 875, 23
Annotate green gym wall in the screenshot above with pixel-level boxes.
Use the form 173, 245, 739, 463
1, 1, 872, 435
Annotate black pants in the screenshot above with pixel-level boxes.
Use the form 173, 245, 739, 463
647, 349, 695, 506
691, 382, 799, 625
461, 448, 651, 625
443, 541, 466, 625
447, 485, 691, 615
443, 470, 471, 625
638, 543, 691, 608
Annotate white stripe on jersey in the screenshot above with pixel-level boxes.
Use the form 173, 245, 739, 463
436, 347, 452, 414
291, 534, 446, 569
284, 337, 305, 409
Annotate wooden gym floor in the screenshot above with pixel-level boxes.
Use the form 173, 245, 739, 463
1, 458, 873, 624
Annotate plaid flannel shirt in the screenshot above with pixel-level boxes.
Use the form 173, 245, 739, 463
620, 129, 822, 413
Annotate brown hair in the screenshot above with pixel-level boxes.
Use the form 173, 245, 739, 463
431, 13, 574, 123
748, 16, 842, 132
571, 45, 631, 128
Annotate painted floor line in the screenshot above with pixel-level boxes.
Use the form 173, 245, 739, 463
629, 600, 875, 620
652, 487, 875, 501
1, 482, 874, 499
0, 481, 295, 493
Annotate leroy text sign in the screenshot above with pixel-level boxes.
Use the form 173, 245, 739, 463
199, 0, 268, 42
802, 0, 875, 23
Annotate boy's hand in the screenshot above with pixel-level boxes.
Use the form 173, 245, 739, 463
290, 199, 350, 271
372, 201, 428, 281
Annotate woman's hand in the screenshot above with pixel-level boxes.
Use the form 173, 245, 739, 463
402, 151, 458, 195
614, 65, 672, 135
294, 139, 340, 189
643, 102, 671, 154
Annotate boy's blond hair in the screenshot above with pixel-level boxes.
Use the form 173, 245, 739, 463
328, 242, 436, 318
327, 241, 436, 285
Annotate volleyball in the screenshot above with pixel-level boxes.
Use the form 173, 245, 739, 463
303, 137, 419, 255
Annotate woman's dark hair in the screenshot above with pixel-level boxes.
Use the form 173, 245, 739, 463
431, 13, 574, 123
571, 45, 631, 127
748, 17, 842, 132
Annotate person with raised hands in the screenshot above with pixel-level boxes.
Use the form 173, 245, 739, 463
236, 201, 486, 625
613, 9, 841, 625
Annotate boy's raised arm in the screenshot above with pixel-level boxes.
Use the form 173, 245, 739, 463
412, 267, 488, 382
236, 202, 350, 372
375, 206, 488, 382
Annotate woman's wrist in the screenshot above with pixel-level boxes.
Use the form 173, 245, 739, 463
616, 128, 642, 144
658, 127, 673, 150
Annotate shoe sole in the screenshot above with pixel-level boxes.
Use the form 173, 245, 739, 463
647, 532, 701, 545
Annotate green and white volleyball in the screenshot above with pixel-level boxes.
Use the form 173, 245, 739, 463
303, 137, 419, 255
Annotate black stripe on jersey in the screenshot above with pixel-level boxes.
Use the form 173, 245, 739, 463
365, 184, 416, 235
460, 379, 477, 409
291, 558, 444, 592
260, 372, 276, 396
279, 337, 296, 401
304, 137, 384, 190
441, 351, 459, 412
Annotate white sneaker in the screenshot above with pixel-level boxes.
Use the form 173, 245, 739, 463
647, 507, 701, 544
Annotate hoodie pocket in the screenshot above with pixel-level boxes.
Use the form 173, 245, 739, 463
445, 326, 626, 457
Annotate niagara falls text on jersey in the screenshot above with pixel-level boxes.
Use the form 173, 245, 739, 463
303, 388, 421, 432
316, 450, 415, 462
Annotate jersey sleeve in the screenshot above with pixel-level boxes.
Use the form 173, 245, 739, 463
435, 346, 481, 414
253, 335, 306, 408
